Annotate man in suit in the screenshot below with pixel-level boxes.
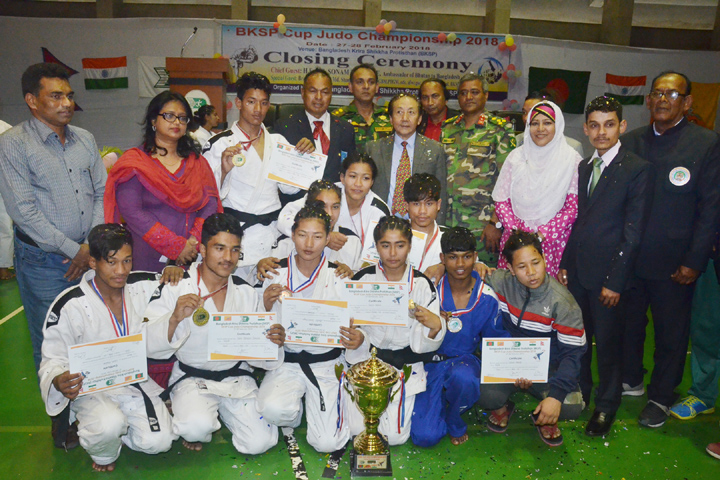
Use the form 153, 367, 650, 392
620, 71, 720, 428
558, 96, 654, 436
274, 68, 356, 183
362, 93, 448, 224
418, 78, 459, 142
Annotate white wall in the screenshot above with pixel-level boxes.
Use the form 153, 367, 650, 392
1, 16, 719, 152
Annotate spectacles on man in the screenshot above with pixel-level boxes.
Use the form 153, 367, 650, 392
649, 90, 687, 101
158, 112, 190, 124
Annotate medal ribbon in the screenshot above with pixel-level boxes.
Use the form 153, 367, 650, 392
287, 252, 326, 293
416, 225, 440, 272
237, 126, 262, 151
90, 278, 128, 338
397, 371, 406, 434
438, 274, 484, 317
196, 265, 229, 300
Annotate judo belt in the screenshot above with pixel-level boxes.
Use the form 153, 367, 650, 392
160, 361, 252, 401
284, 349, 342, 412
374, 346, 442, 370
224, 207, 281, 229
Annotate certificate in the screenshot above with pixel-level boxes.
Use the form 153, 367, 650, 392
68, 333, 148, 397
281, 298, 349, 347
343, 281, 409, 327
359, 220, 427, 267
266, 141, 328, 190
207, 313, 279, 361
480, 337, 551, 384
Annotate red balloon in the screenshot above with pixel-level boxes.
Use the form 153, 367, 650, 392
438, 33, 447, 42
498, 42, 507, 51
506, 64, 516, 71
273, 22, 280, 29
509, 44, 517, 52
376, 24, 384, 34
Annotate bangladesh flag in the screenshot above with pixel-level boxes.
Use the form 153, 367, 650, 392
82, 56, 128, 89
528, 67, 591, 114
605, 73, 646, 105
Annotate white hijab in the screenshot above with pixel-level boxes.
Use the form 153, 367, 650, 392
492, 101, 581, 229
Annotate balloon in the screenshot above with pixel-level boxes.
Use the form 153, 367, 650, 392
213, 53, 222, 59
273, 22, 280, 29
390, 21, 397, 30
279, 25, 287, 35
514, 70, 522, 78
376, 24, 384, 34
505, 35, 514, 47
509, 44, 517, 52
384, 23, 392, 34
447, 33, 457, 42
438, 33, 447, 42
380, 19, 387, 25
502, 72, 509, 81
502, 99, 511, 109
498, 42, 507, 51
277, 14, 286, 24
511, 102, 522, 111
506, 64, 515, 71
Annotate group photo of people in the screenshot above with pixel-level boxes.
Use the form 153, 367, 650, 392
1, 4, 720, 479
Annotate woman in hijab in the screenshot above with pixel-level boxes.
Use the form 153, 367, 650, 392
491, 101, 582, 276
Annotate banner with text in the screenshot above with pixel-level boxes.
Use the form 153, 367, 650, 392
221, 23, 520, 101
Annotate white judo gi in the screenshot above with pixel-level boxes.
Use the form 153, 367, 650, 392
203, 123, 300, 283
410, 222, 446, 273
345, 264, 446, 445
39, 271, 176, 465
144, 262, 284, 454
257, 255, 352, 452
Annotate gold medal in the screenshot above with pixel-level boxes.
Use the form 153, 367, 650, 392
232, 153, 246, 167
278, 290, 292, 304
193, 307, 209, 326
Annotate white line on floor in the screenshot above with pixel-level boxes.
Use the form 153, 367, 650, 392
0, 306, 24, 326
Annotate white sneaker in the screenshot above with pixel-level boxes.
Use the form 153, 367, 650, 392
622, 382, 645, 396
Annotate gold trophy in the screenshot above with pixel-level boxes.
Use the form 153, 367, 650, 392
337, 348, 410, 477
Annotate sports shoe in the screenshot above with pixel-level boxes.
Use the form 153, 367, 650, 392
707, 442, 720, 460
622, 382, 645, 397
670, 395, 715, 420
638, 400, 669, 428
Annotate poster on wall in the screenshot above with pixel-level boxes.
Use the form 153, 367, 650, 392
221, 23, 521, 101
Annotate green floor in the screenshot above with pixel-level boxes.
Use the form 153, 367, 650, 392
1, 277, 719, 479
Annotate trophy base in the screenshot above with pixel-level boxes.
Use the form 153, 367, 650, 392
350, 449, 393, 477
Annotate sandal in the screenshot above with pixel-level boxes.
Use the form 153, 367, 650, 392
531, 412, 563, 447
487, 400, 515, 433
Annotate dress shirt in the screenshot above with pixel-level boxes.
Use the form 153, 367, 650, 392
587, 140, 622, 194
0, 116, 106, 258
387, 132, 417, 208
306, 110, 331, 152
423, 111, 447, 141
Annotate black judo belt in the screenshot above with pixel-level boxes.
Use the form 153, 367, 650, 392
160, 361, 253, 401
374, 346, 442, 370
131, 384, 162, 432
284, 349, 342, 412
224, 207, 282, 229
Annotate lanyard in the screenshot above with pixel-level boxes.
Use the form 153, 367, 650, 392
417, 225, 440, 272
196, 266, 229, 301
90, 279, 128, 338
287, 252, 326, 293
438, 274, 484, 317
237, 126, 262, 151
378, 261, 414, 293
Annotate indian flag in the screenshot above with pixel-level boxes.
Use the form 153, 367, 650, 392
82, 57, 128, 89
605, 73, 646, 105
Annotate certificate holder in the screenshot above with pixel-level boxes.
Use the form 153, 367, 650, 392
360, 220, 428, 267
68, 333, 148, 397
207, 312, 279, 361
281, 297, 349, 347
266, 141, 328, 190
480, 337, 551, 384
343, 281, 409, 327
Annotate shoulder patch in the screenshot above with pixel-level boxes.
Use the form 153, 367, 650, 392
338, 226, 358, 238
352, 265, 377, 281
202, 129, 233, 153
47, 286, 85, 329
371, 197, 391, 216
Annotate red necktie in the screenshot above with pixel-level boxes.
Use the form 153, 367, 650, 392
313, 121, 330, 155
391, 141, 411, 216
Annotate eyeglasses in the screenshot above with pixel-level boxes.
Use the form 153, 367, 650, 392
649, 90, 687, 101
158, 112, 190, 124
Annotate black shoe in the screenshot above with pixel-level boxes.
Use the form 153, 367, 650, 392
51, 418, 80, 450
585, 410, 615, 437
638, 401, 669, 428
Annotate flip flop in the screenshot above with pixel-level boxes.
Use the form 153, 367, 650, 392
531, 412, 563, 447
487, 400, 515, 433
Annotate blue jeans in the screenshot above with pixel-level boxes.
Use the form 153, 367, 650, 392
14, 232, 80, 373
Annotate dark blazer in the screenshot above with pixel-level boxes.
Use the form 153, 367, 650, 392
560, 146, 654, 293
621, 119, 720, 279
362, 133, 448, 224
274, 111, 356, 183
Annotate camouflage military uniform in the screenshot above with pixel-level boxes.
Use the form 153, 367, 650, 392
332, 102, 393, 147
441, 112, 516, 265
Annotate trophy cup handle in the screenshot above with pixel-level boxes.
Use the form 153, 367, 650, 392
402, 365, 412, 383
334, 363, 345, 381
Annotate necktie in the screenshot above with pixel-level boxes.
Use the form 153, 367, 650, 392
589, 157, 603, 197
313, 121, 330, 155
391, 141, 411, 215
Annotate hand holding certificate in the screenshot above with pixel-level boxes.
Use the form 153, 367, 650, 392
208, 313, 280, 361
281, 297, 349, 347
266, 141, 327, 190
480, 337, 551, 384
343, 281, 409, 327
68, 333, 148, 397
